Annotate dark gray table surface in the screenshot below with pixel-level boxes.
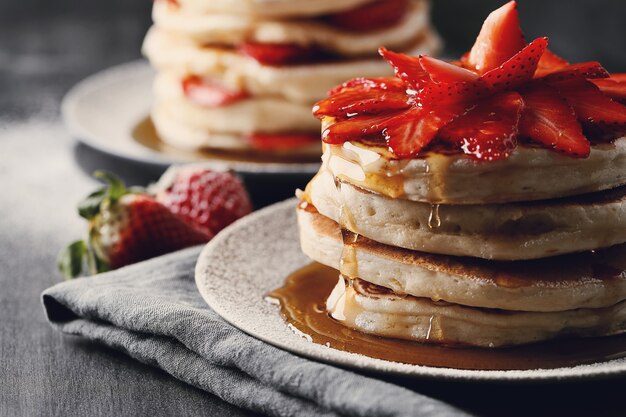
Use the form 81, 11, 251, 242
3, 2, 626, 416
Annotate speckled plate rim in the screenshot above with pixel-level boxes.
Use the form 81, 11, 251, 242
195, 198, 626, 382
61, 60, 321, 174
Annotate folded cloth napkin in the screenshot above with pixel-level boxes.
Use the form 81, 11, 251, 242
42, 246, 472, 417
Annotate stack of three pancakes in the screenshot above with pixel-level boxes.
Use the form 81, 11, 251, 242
297, 139, 626, 347
142, 0, 440, 157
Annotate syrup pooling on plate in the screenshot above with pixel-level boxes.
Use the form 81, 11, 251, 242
266, 262, 626, 370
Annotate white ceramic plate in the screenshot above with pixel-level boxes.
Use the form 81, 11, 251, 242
196, 198, 626, 381
61, 61, 320, 174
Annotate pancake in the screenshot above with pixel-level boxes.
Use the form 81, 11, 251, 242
297, 205, 626, 312
306, 169, 626, 260
323, 138, 626, 204
327, 275, 626, 347
168, 0, 377, 18
152, 0, 429, 55
152, 105, 320, 155
142, 27, 441, 104
153, 72, 319, 135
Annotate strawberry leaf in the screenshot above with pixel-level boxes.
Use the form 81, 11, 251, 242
94, 170, 127, 203
78, 187, 106, 220
57, 240, 88, 279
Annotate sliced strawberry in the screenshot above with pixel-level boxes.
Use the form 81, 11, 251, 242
246, 132, 319, 151
552, 78, 626, 127
438, 91, 524, 161
238, 42, 320, 66
465, 1, 527, 74
328, 77, 406, 96
313, 88, 410, 118
418, 80, 489, 108
322, 113, 398, 144
591, 75, 626, 102
418, 56, 480, 83
326, 0, 409, 32
519, 82, 589, 157
535, 49, 569, 77
379, 47, 428, 90
481, 37, 548, 91
182, 76, 248, 107
540, 62, 609, 82
384, 105, 466, 158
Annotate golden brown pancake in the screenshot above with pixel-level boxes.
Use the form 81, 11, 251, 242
305, 169, 626, 260
297, 204, 626, 312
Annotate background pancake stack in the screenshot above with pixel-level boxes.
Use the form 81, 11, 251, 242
142, 0, 441, 158
297, 139, 626, 347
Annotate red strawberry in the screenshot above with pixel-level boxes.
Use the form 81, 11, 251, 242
591, 75, 626, 102
551, 78, 626, 127
379, 47, 429, 90
480, 37, 548, 91
322, 113, 397, 144
182, 75, 248, 107
155, 166, 252, 237
535, 49, 569, 77
418, 56, 480, 84
519, 82, 590, 157
418, 80, 489, 108
465, 1, 527, 74
246, 132, 319, 151
238, 42, 321, 66
313, 87, 410, 118
540, 62, 609, 83
58, 171, 211, 278
326, 0, 409, 32
384, 104, 468, 158
438, 91, 524, 161
328, 77, 406, 96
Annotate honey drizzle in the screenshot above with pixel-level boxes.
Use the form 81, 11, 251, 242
267, 263, 626, 371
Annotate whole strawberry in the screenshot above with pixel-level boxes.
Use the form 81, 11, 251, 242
58, 171, 212, 279
154, 166, 252, 236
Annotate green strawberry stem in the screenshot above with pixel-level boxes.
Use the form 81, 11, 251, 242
57, 240, 110, 279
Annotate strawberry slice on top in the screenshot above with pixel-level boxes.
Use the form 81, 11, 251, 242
313, 0, 625, 161
438, 91, 524, 161
465, 0, 527, 74
480, 37, 548, 91
519, 82, 590, 157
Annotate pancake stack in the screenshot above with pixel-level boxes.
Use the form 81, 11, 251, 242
142, 0, 441, 157
298, 1, 626, 347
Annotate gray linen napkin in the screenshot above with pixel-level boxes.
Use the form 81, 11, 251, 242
42, 246, 472, 417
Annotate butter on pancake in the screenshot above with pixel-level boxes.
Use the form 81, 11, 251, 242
306, 169, 626, 260
297, 205, 626, 313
